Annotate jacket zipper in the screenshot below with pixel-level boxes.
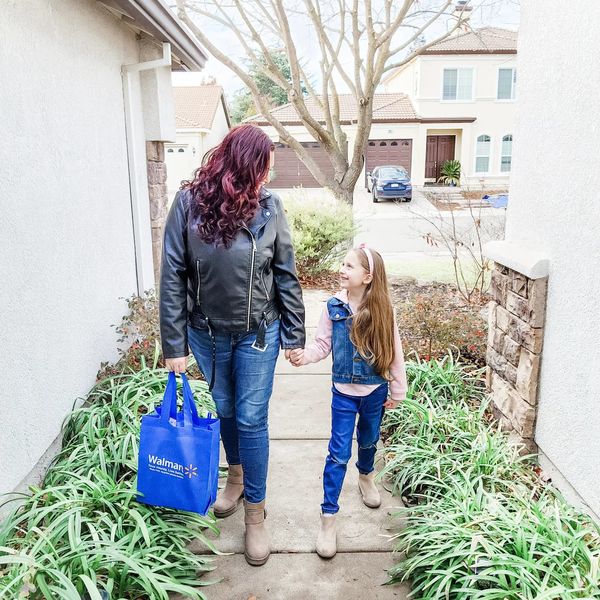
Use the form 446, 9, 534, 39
243, 227, 257, 331
196, 260, 201, 306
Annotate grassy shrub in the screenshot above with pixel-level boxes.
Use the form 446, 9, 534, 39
381, 357, 600, 598
0, 363, 219, 600
285, 198, 355, 279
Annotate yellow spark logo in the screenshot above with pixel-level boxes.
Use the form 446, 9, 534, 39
184, 464, 198, 478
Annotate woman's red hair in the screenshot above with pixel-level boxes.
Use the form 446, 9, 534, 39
183, 124, 274, 247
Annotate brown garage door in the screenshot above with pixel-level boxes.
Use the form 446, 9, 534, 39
365, 139, 412, 186
271, 142, 335, 188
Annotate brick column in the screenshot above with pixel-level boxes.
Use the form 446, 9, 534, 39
486, 262, 548, 451
146, 141, 168, 286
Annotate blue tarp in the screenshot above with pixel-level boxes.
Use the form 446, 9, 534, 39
482, 193, 508, 208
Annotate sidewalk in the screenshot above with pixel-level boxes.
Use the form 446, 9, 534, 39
189, 290, 410, 600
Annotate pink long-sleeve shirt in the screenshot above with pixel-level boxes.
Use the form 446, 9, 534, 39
302, 290, 408, 401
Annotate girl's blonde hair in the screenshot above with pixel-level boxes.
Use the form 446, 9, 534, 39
349, 247, 395, 380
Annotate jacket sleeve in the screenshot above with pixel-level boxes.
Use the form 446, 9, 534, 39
272, 194, 306, 349
159, 191, 189, 359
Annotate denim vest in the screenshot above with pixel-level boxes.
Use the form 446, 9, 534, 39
327, 297, 387, 385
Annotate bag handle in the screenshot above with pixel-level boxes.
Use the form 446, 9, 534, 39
180, 372, 200, 427
159, 372, 200, 428
159, 371, 179, 424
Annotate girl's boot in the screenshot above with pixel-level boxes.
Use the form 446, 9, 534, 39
213, 464, 244, 518
358, 472, 381, 508
316, 513, 337, 558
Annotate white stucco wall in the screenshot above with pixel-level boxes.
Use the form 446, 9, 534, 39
505, 1, 600, 513
0, 0, 143, 495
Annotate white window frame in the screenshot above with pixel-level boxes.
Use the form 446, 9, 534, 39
497, 67, 517, 101
441, 67, 474, 102
475, 134, 492, 174
500, 134, 513, 172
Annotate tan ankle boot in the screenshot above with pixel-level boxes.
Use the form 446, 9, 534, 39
316, 513, 337, 558
243, 499, 270, 566
213, 464, 244, 518
358, 472, 381, 508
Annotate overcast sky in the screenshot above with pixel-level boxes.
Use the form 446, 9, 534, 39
171, 1, 520, 97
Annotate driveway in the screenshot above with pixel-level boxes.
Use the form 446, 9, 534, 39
274, 184, 506, 283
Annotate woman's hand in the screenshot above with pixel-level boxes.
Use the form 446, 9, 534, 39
165, 357, 187, 373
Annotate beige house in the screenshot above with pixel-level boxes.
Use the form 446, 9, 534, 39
253, 27, 516, 190
166, 85, 231, 198
384, 27, 517, 187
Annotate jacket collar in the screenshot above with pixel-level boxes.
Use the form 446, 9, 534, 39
329, 289, 349, 306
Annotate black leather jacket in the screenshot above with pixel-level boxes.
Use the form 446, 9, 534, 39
159, 187, 305, 359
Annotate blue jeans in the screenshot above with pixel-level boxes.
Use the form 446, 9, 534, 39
321, 383, 388, 514
187, 320, 280, 504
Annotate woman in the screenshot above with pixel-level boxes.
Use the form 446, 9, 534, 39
159, 124, 305, 566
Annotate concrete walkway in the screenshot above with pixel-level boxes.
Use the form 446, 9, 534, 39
192, 290, 410, 600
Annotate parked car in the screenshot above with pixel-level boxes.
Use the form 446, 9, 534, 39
366, 165, 412, 203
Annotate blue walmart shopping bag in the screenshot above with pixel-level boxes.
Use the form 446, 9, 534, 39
137, 372, 220, 515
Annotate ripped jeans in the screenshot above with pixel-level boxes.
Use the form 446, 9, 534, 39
321, 383, 388, 514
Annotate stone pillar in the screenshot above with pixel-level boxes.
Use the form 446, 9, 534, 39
146, 141, 168, 285
483, 241, 550, 452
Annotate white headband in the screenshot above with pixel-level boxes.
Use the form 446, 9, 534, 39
358, 243, 374, 275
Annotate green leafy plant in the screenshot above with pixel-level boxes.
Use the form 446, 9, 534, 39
0, 362, 220, 599
285, 197, 356, 279
380, 357, 600, 598
438, 159, 461, 186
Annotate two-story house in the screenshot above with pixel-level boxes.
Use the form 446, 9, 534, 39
383, 26, 518, 187
253, 27, 517, 191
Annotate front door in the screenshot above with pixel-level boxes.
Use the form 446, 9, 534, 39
425, 135, 456, 181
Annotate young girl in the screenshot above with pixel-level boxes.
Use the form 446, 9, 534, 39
289, 244, 407, 559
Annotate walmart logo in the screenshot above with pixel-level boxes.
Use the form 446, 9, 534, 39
148, 455, 198, 479
184, 464, 198, 478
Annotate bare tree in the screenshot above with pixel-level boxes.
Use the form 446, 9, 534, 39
174, 0, 476, 204
417, 190, 506, 303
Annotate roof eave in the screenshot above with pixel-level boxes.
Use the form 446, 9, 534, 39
101, 0, 208, 71
421, 49, 517, 56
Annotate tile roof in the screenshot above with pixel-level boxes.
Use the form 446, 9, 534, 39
173, 85, 229, 129
422, 27, 517, 54
249, 93, 419, 125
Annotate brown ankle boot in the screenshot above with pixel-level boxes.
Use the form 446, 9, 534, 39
316, 513, 337, 558
213, 464, 244, 518
243, 499, 270, 566
358, 472, 381, 508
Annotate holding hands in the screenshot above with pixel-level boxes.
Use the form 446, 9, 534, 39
287, 348, 306, 367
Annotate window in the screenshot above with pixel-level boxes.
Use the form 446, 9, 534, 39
443, 68, 473, 100
178, 148, 185, 153
497, 68, 516, 100
167, 148, 174, 153
475, 135, 491, 173
501, 134, 513, 172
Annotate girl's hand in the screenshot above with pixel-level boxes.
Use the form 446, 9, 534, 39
166, 357, 187, 373
384, 398, 401, 410
289, 348, 305, 367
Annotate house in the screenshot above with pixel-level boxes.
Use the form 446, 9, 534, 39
384, 27, 518, 187
482, 3, 600, 517
0, 0, 207, 505
166, 85, 231, 198
251, 93, 427, 188
252, 27, 517, 190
